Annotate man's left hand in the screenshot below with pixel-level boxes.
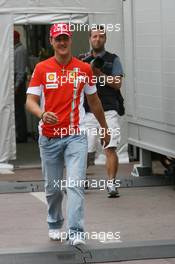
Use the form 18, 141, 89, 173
92, 66, 103, 77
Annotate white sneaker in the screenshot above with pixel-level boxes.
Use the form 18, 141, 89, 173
69, 237, 86, 246
107, 181, 120, 198
48, 229, 61, 241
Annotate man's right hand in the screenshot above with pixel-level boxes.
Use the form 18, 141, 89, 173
101, 131, 111, 148
41, 112, 58, 124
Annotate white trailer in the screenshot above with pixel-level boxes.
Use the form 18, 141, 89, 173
123, 0, 175, 166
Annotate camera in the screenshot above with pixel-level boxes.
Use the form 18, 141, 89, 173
91, 57, 104, 69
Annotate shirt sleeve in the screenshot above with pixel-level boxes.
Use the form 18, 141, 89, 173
84, 63, 97, 95
112, 57, 124, 76
27, 64, 43, 96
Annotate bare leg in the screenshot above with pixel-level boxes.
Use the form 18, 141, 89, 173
104, 147, 118, 180
104, 147, 120, 197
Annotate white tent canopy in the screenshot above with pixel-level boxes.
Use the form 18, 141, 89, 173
0, 0, 124, 163
0, 0, 119, 13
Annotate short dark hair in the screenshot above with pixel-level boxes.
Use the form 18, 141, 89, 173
89, 24, 106, 37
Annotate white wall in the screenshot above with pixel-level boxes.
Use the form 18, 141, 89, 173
123, 0, 175, 157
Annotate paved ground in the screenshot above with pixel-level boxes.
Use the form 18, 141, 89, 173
0, 184, 175, 249
0, 161, 165, 182
0, 161, 175, 263
0, 162, 134, 181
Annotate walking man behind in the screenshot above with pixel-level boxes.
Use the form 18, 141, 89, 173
80, 25, 124, 197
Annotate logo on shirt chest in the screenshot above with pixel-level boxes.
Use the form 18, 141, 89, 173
46, 72, 58, 89
46, 72, 57, 82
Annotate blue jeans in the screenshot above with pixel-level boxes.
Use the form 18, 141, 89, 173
39, 134, 88, 238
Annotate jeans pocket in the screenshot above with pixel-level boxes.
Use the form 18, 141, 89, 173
39, 135, 49, 147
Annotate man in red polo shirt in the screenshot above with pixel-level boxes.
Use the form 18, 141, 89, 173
26, 23, 110, 245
